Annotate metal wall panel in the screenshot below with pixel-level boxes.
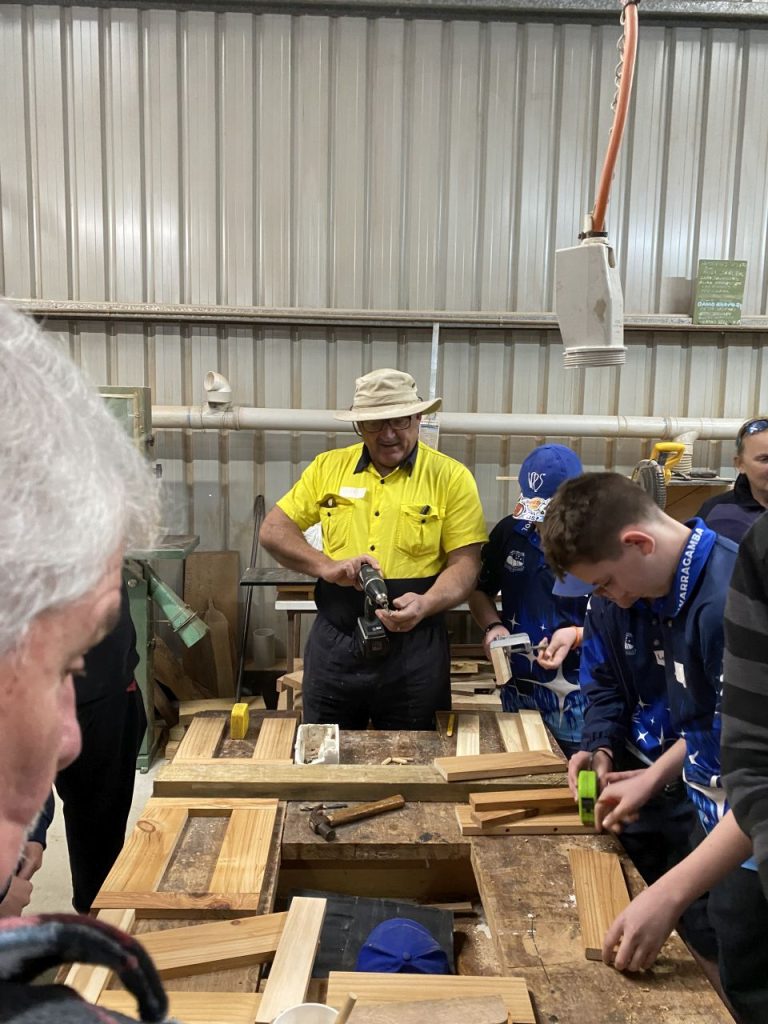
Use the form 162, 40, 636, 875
4, 6, 768, 313
41, 316, 765, 566
4, 4, 768, 648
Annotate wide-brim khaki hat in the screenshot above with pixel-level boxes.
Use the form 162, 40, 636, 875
335, 368, 442, 422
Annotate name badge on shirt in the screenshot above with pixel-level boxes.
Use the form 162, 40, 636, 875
340, 486, 366, 499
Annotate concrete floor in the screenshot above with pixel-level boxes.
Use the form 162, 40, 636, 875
27, 760, 161, 916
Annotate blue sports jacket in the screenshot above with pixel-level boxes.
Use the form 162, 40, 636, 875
579, 595, 675, 765
476, 516, 587, 745
649, 519, 738, 834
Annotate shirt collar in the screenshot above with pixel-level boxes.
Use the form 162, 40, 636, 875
652, 518, 717, 618
354, 441, 419, 475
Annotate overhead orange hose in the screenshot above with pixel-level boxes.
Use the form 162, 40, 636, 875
591, 1, 639, 234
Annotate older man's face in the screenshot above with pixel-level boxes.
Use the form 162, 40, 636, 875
358, 415, 421, 475
0, 551, 124, 877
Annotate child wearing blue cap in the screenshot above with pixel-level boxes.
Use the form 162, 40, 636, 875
469, 444, 587, 755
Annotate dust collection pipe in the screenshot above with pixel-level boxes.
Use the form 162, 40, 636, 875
151, 405, 744, 441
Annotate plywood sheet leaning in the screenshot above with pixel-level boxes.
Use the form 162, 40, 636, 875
252, 716, 298, 762
456, 804, 593, 836
434, 750, 566, 782
254, 896, 327, 1024
455, 714, 480, 757
98, 991, 262, 1024
347, 994, 508, 1024
569, 847, 631, 960
92, 797, 278, 915
326, 972, 535, 1024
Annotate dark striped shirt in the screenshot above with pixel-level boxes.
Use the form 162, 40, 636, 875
722, 510, 768, 896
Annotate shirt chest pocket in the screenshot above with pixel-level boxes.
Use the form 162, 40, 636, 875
395, 504, 444, 559
318, 496, 355, 555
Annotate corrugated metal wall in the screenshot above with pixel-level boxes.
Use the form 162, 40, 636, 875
2, 4, 768, 643
3, 7, 768, 312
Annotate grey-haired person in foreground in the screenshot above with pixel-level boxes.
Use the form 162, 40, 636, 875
0, 306, 169, 1023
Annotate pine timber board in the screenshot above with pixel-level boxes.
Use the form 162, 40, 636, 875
470, 808, 532, 826
568, 847, 631, 960
92, 797, 278, 916
67, 911, 286, 998
434, 751, 566, 782
455, 713, 480, 756
470, 834, 733, 1023
64, 910, 135, 1000
254, 896, 327, 1024
97, 991, 262, 1024
251, 716, 298, 761
347, 995, 508, 1024
456, 804, 594, 835
139, 913, 287, 977
326, 973, 534, 1024
178, 697, 265, 725
154, 760, 568, 801
183, 551, 240, 646
517, 710, 553, 753
470, 787, 574, 814
175, 716, 226, 759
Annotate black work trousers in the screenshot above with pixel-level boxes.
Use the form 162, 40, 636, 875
55, 685, 146, 913
302, 614, 451, 730
708, 863, 768, 1024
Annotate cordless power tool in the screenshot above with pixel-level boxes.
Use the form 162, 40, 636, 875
355, 563, 390, 660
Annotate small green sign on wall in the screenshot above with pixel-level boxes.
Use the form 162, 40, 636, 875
692, 259, 747, 325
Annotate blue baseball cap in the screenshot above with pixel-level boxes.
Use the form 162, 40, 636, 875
512, 444, 583, 523
552, 573, 594, 597
355, 918, 451, 974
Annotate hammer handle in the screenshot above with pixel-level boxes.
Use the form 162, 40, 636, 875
327, 794, 405, 828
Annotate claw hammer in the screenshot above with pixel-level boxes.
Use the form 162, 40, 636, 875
308, 794, 405, 841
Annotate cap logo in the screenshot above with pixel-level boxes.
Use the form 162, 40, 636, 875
527, 471, 546, 493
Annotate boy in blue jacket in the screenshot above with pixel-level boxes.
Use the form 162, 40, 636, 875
541, 472, 766, 1023
470, 444, 587, 756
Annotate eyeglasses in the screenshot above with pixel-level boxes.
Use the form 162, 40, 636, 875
356, 416, 413, 434
737, 418, 768, 449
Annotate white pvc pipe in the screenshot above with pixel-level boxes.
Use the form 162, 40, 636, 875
151, 405, 744, 441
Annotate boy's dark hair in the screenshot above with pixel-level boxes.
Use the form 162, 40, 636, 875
540, 472, 661, 578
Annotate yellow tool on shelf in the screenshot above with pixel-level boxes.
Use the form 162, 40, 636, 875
230, 702, 250, 740
649, 441, 686, 481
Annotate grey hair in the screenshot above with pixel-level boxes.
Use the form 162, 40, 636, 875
0, 305, 161, 656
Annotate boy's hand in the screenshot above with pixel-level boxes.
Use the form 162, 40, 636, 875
595, 769, 652, 833
537, 626, 579, 670
567, 749, 613, 798
603, 881, 681, 971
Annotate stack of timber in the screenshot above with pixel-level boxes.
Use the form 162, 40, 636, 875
65, 897, 326, 1024
456, 787, 593, 836
434, 709, 566, 782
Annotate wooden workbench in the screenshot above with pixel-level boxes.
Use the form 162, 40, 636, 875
138, 723, 733, 1021
155, 718, 567, 801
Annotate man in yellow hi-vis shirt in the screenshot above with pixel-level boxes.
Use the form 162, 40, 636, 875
260, 368, 488, 730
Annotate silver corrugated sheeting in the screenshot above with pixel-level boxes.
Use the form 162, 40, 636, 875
3, 5, 768, 644
3, 7, 768, 313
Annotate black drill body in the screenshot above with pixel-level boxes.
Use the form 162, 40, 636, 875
355, 563, 390, 659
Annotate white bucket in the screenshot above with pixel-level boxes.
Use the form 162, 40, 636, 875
251, 626, 275, 669
272, 1004, 337, 1024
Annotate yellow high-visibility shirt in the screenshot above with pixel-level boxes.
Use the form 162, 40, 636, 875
277, 442, 488, 580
